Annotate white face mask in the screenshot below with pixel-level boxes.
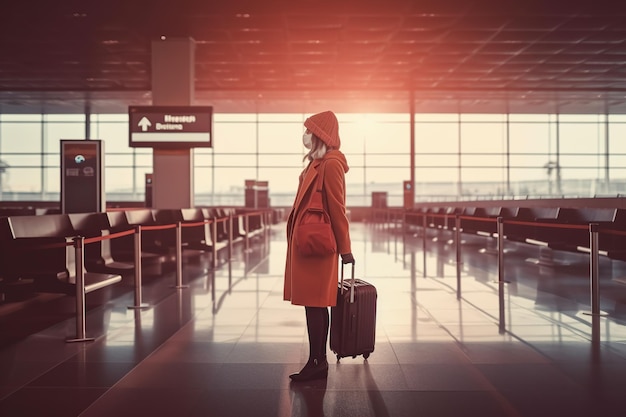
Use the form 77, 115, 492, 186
302, 132, 313, 149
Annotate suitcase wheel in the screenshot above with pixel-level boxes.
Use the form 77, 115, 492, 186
335, 353, 372, 361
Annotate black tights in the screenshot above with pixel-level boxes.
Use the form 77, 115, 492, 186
305, 306, 329, 362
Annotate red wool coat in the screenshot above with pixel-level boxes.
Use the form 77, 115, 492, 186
284, 150, 352, 307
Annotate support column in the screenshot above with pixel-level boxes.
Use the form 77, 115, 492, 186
151, 37, 195, 209
409, 91, 416, 207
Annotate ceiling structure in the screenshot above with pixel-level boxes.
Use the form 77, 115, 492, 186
1, 0, 626, 114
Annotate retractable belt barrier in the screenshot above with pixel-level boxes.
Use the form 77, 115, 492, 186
2, 208, 273, 342
374, 207, 622, 342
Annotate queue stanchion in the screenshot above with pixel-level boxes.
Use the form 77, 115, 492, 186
245, 215, 250, 253
261, 211, 266, 232
394, 211, 398, 259
385, 209, 390, 232
227, 215, 233, 284
583, 223, 608, 318
128, 225, 150, 309
402, 211, 407, 268
228, 213, 233, 261
67, 236, 95, 343
422, 214, 427, 278
386, 210, 391, 255
455, 214, 462, 300
264, 211, 270, 253
262, 211, 268, 245
173, 221, 188, 289
212, 217, 218, 269
497, 217, 507, 333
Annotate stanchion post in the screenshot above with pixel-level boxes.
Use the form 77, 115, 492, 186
212, 217, 218, 269
422, 213, 427, 278
394, 211, 398, 259
584, 223, 608, 318
262, 211, 266, 233
402, 212, 406, 266
173, 221, 188, 289
455, 214, 462, 300
401, 212, 405, 239
128, 225, 150, 309
264, 211, 270, 243
228, 213, 233, 261
590, 223, 600, 315
386, 211, 391, 255
385, 209, 391, 232
67, 236, 95, 343
497, 217, 506, 333
245, 215, 250, 252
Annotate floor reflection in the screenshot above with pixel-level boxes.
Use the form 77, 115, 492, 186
2, 222, 626, 416
290, 379, 328, 417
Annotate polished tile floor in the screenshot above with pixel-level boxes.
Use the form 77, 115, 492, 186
2, 221, 626, 416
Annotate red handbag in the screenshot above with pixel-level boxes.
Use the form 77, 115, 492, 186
294, 162, 337, 257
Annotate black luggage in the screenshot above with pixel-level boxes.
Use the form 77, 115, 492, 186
330, 263, 377, 361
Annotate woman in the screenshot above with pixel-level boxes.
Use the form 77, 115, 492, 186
284, 110, 355, 382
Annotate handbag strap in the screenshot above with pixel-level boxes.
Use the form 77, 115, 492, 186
316, 161, 326, 192
309, 161, 326, 209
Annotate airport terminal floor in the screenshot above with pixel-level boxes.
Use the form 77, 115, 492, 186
2, 220, 626, 417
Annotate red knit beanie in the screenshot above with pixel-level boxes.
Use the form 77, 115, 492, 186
304, 111, 340, 148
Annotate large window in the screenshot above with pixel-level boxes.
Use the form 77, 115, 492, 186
414, 114, 460, 198
0, 111, 624, 205
256, 114, 307, 206
508, 114, 555, 196
558, 115, 607, 195
609, 115, 626, 194
459, 114, 507, 196
91, 114, 150, 201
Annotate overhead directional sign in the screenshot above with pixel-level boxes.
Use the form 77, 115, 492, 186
128, 106, 213, 148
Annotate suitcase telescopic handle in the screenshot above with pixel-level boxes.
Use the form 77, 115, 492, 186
340, 262, 356, 304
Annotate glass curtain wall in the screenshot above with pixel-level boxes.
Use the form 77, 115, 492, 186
0, 112, 624, 206
608, 115, 626, 194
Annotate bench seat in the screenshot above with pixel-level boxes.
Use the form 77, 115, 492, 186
68, 212, 135, 275
0, 214, 122, 295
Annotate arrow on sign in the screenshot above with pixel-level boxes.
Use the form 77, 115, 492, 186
138, 117, 152, 132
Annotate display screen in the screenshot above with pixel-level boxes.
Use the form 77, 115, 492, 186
128, 106, 213, 148
63, 142, 98, 179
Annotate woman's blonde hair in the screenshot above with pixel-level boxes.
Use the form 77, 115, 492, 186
303, 134, 327, 162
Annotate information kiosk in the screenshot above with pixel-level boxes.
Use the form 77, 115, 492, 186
61, 140, 105, 214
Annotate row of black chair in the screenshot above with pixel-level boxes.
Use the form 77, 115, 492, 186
0, 207, 273, 297
403, 205, 626, 262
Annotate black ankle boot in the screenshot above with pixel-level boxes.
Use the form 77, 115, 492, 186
289, 357, 329, 382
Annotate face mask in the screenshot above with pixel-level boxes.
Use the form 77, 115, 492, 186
302, 132, 313, 149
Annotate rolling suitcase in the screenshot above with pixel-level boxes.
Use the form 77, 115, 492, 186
330, 263, 377, 361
